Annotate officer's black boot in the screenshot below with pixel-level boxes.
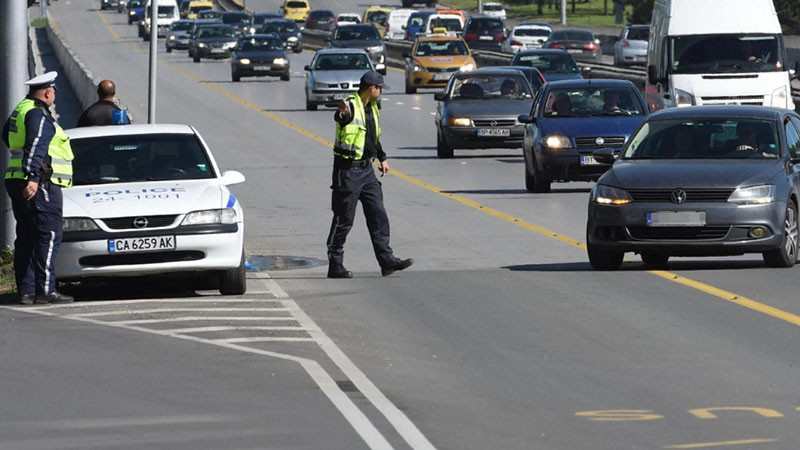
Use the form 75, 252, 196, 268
327, 263, 353, 279
35, 291, 74, 304
18, 293, 35, 305
381, 258, 414, 277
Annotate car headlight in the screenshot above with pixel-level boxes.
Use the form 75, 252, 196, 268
771, 86, 788, 108
181, 209, 238, 225
223, 41, 237, 49
728, 185, 775, 205
63, 217, 100, 232
540, 135, 572, 149
287, 36, 298, 42
249, 27, 256, 34
169, 35, 175, 40
313, 81, 328, 89
198, 42, 206, 48
674, 88, 694, 107
129, 10, 135, 15
592, 185, 632, 205
239, 58, 250, 65
448, 117, 472, 127
412, 64, 424, 72
273, 57, 288, 65
459, 63, 475, 72
368, 45, 383, 52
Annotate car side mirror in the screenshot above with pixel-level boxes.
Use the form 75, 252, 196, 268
220, 170, 246, 186
592, 148, 616, 165
647, 64, 660, 85
433, 92, 447, 101
401, 25, 406, 30
304, 64, 311, 71
793, 61, 800, 81
581, 66, 592, 79
517, 114, 534, 124
376, 63, 387, 75
791, 156, 800, 165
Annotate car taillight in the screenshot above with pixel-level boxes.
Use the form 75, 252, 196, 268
549, 43, 564, 49
621, 40, 629, 47
464, 33, 477, 41
494, 33, 505, 42
584, 43, 599, 51
307, 17, 316, 24
510, 40, 523, 46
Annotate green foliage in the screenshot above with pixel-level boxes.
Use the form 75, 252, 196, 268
625, 0, 653, 24
30, 17, 47, 28
774, 0, 800, 34
0, 247, 15, 294
446, 0, 634, 27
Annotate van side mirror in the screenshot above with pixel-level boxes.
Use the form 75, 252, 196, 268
647, 64, 660, 85
433, 92, 447, 101
517, 114, 534, 124
592, 148, 616, 165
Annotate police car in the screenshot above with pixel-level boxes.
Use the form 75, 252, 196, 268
57, 124, 247, 295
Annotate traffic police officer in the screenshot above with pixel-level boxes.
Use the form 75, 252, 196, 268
3, 72, 75, 304
326, 70, 413, 278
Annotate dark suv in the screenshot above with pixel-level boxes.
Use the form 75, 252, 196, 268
463, 16, 506, 52
305, 10, 335, 31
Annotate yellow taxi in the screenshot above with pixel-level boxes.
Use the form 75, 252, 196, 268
282, 0, 310, 23
404, 31, 476, 94
185, 0, 213, 19
362, 6, 391, 38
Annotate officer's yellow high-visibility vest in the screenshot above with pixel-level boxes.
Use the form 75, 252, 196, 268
334, 93, 381, 160
5, 98, 74, 187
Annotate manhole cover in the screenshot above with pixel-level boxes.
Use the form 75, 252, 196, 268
245, 255, 326, 271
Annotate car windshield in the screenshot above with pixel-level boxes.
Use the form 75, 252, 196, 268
253, 15, 281, 24
261, 21, 297, 33
147, 5, 175, 17
238, 37, 282, 51
408, 16, 426, 27
71, 134, 215, 185
511, 52, 579, 74
333, 26, 379, 41
339, 15, 359, 22
670, 34, 784, 74
626, 27, 649, 41
515, 27, 550, 37
450, 74, 531, 100
543, 87, 644, 117
315, 53, 371, 70
189, 5, 211, 13
197, 10, 220, 19
366, 11, 389, 25
222, 13, 250, 24
198, 26, 234, 38
170, 21, 191, 31
286, 1, 306, 7
623, 119, 780, 160
415, 40, 468, 56
550, 30, 593, 41
429, 18, 462, 32
129, 0, 142, 6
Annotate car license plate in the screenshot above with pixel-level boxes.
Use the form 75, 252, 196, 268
647, 211, 707, 227
433, 73, 451, 81
479, 35, 494, 41
567, 48, 582, 54
477, 128, 510, 137
333, 93, 347, 100
108, 236, 176, 254
580, 155, 601, 165
253, 65, 270, 71
211, 48, 225, 53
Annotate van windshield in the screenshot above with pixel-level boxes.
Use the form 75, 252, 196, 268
670, 34, 785, 74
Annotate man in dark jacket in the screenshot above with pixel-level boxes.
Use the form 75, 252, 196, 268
76, 80, 131, 127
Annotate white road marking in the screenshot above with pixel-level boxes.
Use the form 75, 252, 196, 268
69, 308, 288, 318
412, 107, 421, 110
26, 298, 264, 309
213, 337, 315, 343
256, 278, 437, 450
429, 112, 436, 116
395, 102, 404, 105
0, 414, 237, 430
115, 316, 296, 325
163, 326, 305, 333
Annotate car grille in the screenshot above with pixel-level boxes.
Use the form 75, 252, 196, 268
699, 95, 765, 106
472, 119, 516, 127
79, 251, 205, 267
628, 189, 734, 202
575, 136, 626, 149
427, 67, 459, 73
627, 226, 731, 240
101, 215, 179, 230
326, 82, 359, 89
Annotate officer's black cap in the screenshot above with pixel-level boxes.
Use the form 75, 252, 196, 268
360, 70, 389, 90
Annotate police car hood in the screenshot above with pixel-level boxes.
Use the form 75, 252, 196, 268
63, 180, 229, 219
312, 69, 369, 86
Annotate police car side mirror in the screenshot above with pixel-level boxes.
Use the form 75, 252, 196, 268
220, 170, 246, 186
434, 92, 447, 101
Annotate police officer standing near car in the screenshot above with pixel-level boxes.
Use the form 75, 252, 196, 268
326, 70, 413, 278
2, 72, 75, 304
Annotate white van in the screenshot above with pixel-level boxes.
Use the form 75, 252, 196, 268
424, 13, 464, 35
385, 8, 414, 40
646, 0, 797, 111
143, 0, 180, 40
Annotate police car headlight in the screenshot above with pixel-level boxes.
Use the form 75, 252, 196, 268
459, 63, 475, 72
239, 58, 251, 65
198, 43, 206, 48
181, 209, 238, 225
63, 217, 100, 232
273, 57, 288, 65
287, 36, 298, 42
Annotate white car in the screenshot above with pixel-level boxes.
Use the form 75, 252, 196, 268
58, 124, 247, 295
481, 2, 506, 20
502, 23, 552, 53
332, 12, 361, 30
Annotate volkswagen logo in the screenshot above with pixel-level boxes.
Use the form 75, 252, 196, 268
670, 189, 687, 204
490, 120, 497, 127
595, 137, 605, 146
133, 217, 149, 229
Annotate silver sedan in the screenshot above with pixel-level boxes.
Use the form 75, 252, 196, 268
304, 48, 385, 111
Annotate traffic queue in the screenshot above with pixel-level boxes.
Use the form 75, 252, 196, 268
32, 0, 800, 300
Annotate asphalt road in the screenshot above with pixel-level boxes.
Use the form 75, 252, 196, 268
3, 2, 800, 449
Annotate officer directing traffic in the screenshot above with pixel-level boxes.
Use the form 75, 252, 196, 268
326, 70, 413, 278
2, 72, 75, 304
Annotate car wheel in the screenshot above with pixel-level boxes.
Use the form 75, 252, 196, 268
280, 72, 290, 81
219, 251, 247, 295
763, 201, 799, 267
166, 45, 171, 53
193, 55, 200, 63
293, 46, 302, 53
405, 77, 416, 94
524, 153, 550, 193
436, 131, 453, 158
128, 17, 133, 24
305, 99, 317, 111
641, 252, 669, 267
587, 239, 623, 271
232, 71, 240, 82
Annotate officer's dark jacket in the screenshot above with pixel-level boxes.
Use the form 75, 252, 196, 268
2, 96, 55, 183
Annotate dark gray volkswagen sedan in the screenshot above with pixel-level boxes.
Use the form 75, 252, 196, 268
586, 106, 800, 270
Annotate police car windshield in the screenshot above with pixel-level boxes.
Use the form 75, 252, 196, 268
315, 53, 371, 70
415, 40, 467, 56
238, 37, 282, 51
261, 21, 297, 33
71, 134, 216, 185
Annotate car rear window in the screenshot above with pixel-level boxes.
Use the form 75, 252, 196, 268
551, 30, 593, 41
515, 27, 550, 37
466, 18, 503, 33
71, 134, 215, 185
511, 52, 579, 74
286, 1, 307, 7
333, 26, 380, 41
627, 27, 649, 41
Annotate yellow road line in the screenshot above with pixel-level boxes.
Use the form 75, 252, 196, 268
664, 438, 778, 448
91, 10, 800, 330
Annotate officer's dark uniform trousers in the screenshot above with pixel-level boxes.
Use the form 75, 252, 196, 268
5, 179, 63, 296
326, 104, 394, 268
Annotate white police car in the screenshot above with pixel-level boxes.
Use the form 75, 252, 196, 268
57, 124, 247, 295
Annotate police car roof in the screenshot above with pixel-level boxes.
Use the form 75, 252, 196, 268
66, 124, 196, 139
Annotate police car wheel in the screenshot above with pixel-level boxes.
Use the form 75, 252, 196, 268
293, 47, 302, 54
219, 251, 247, 295
280, 73, 290, 81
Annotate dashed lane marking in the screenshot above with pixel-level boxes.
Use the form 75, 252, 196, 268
213, 337, 316, 343
663, 438, 779, 449
68, 307, 289, 317
114, 316, 296, 325
162, 326, 305, 333
411, 106, 421, 110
